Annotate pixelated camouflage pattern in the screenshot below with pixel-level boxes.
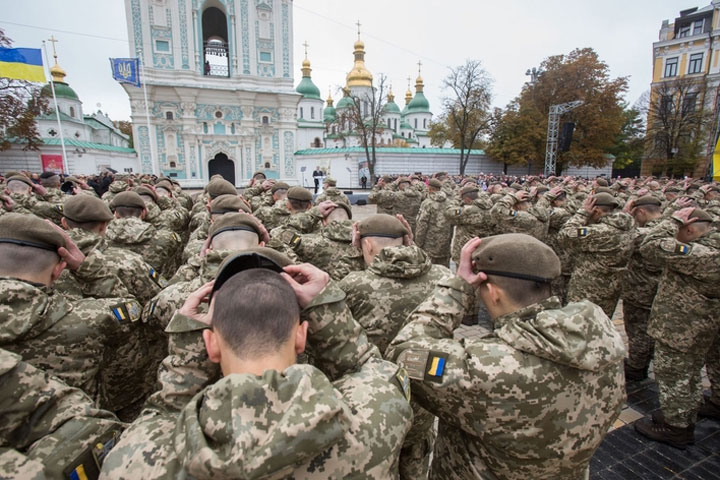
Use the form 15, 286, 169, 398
289, 219, 364, 280
255, 201, 292, 231
654, 341, 708, 427
105, 216, 181, 276
490, 194, 549, 240
369, 184, 396, 215
445, 195, 494, 263
415, 191, 453, 265
387, 276, 626, 480
315, 186, 349, 206
8, 192, 63, 224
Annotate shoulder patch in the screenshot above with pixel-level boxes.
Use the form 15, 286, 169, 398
172, 232, 182, 243
394, 367, 411, 402
56, 204, 63, 213
425, 352, 448, 383
63, 428, 120, 480
577, 227, 588, 237
675, 243, 691, 255
110, 301, 142, 323
149, 268, 168, 288
455, 208, 462, 215
398, 349, 429, 381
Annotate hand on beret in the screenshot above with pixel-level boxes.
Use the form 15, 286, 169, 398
178, 281, 215, 326
281, 263, 330, 309
672, 207, 699, 225
396, 214, 414, 246
317, 200, 337, 217
45, 220, 85, 271
457, 237, 487, 288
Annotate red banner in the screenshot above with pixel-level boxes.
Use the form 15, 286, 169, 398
41, 154, 64, 174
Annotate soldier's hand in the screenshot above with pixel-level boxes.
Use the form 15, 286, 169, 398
622, 198, 635, 214
514, 191, 529, 203
317, 200, 337, 217
351, 221, 361, 248
457, 237, 487, 287
200, 236, 212, 257
281, 263, 329, 309
671, 207, 698, 225
252, 215, 271, 243
46, 220, 86, 270
238, 195, 252, 212
636, 188, 649, 196
583, 195, 596, 214
31, 182, 47, 196
549, 186, 564, 198
675, 197, 695, 209
396, 214, 414, 245
179, 281, 214, 325
0, 194, 14, 210
261, 179, 275, 191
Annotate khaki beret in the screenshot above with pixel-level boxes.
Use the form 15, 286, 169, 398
207, 179, 237, 199
208, 212, 262, 240
6, 175, 33, 187
459, 185, 479, 197
381, 175, 393, 183
155, 178, 174, 191
690, 208, 713, 223
509, 183, 523, 190
287, 186, 313, 202
593, 192, 617, 208
271, 182, 290, 193
4, 171, 25, 179
358, 214, 408, 239
210, 194, 250, 214
397, 177, 411, 184
65, 176, 83, 184
212, 247, 294, 297
324, 177, 337, 187
252, 171, 267, 179
63, 195, 114, 223
663, 186, 681, 193
594, 186, 613, 195
134, 186, 158, 203
0, 213, 66, 251
633, 195, 661, 208
435, 172, 447, 178
595, 178, 609, 187
428, 179, 442, 189
472, 233, 560, 283
110, 191, 146, 210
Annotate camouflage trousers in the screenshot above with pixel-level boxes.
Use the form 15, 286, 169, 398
567, 280, 620, 319
654, 340, 706, 427
623, 301, 655, 371
706, 334, 720, 405
399, 400, 435, 480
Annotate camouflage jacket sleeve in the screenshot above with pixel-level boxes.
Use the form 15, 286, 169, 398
242, 185, 264, 200
302, 282, 382, 382
69, 251, 131, 299
331, 251, 365, 281
414, 200, 432, 247
557, 210, 617, 252
489, 194, 516, 221
385, 277, 480, 426
444, 203, 485, 226
286, 208, 324, 234
145, 313, 220, 414
0, 448, 46, 480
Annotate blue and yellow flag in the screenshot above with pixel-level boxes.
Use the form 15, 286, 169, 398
0, 47, 45, 82
713, 131, 720, 182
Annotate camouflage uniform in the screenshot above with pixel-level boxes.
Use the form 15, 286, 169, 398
445, 194, 494, 264
415, 191, 453, 266
316, 186, 350, 206
283, 219, 364, 281
100, 283, 413, 479
338, 245, 451, 480
8, 192, 63, 224
620, 218, 665, 372
640, 221, 720, 427
558, 210, 634, 317
54, 228, 166, 305
369, 184, 396, 215
255, 201, 292, 231
489, 194, 549, 241
0, 278, 150, 417
386, 277, 626, 480
105, 216, 181, 276
0, 348, 124, 480
394, 188, 423, 233
546, 203, 574, 302
101, 181, 129, 203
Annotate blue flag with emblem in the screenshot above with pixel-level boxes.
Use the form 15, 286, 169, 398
109, 57, 140, 87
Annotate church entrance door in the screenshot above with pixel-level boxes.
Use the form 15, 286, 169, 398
208, 153, 235, 184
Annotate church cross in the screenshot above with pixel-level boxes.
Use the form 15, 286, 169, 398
417, 60, 422, 75
48, 35, 59, 62
356, 20, 361, 39
303, 41, 309, 59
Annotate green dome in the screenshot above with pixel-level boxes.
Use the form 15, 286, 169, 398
400, 120, 412, 130
42, 81, 79, 101
407, 92, 430, 113
323, 106, 336, 122
296, 75, 322, 100
336, 95, 354, 109
384, 100, 401, 114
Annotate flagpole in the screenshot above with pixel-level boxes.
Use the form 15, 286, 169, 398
41, 40, 68, 175
137, 50, 158, 176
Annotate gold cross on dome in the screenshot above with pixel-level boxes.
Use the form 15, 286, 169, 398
356, 20, 361, 39
302, 41, 309, 59
417, 60, 422, 75
48, 35, 59, 61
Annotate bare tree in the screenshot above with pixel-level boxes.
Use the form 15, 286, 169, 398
644, 77, 713, 177
335, 74, 388, 183
441, 60, 493, 175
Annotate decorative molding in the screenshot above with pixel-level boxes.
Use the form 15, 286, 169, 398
245, 144, 252, 178
195, 104, 244, 121
283, 130, 294, 176
241, 0, 250, 74
178, 0, 190, 69
137, 125, 153, 174
281, 1, 290, 78
152, 101, 182, 118
131, 0, 144, 58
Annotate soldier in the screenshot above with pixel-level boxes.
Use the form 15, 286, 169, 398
106, 191, 181, 276
4, 174, 61, 221
634, 207, 720, 448
393, 177, 423, 233
100, 249, 412, 479
0, 347, 124, 479
489, 188, 549, 241
315, 176, 350, 206
269, 186, 334, 236
38, 171, 66, 204
254, 181, 291, 231
445, 183, 494, 266
0, 214, 149, 419
338, 213, 451, 480
620, 195, 665, 381
386, 234, 626, 479
544, 186, 574, 302
369, 175, 396, 215
54, 194, 166, 304
415, 178, 454, 267
558, 192, 634, 317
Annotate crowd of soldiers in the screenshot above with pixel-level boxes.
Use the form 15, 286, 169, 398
0, 167, 718, 479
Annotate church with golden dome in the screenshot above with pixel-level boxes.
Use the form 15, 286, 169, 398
294, 30, 433, 151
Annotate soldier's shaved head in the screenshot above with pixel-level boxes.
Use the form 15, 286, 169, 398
0, 244, 61, 284
210, 230, 260, 251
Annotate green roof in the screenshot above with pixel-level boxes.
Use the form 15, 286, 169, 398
41, 137, 136, 153
37, 110, 85, 125
336, 96, 354, 109
295, 75, 322, 100
41, 81, 79, 101
384, 100, 401, 114
407, 92, 430, 113
323, 106, 336, 122
295, 147, 485, 155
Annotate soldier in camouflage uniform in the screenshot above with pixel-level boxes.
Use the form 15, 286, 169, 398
0, 348, 124, 480
53, 195, 166, 305
620, 195, 665, 381
558, 192, 634, 317
106, 191, 182, 276
544, 187, 574, 302
4, 174, 63, 223
393, 177, 423, 233
0, 214, 150, 420
100, 251, 412, 479
338, 214, 450, 480
387, 234, 626, 480
253, 182, 292, 231
635, 207, 720, 448
315, 176, 350, 206
369, 175, 396, 215
489, 189, 549, 241
415, 179, 454, 267
445, 184, 494, 265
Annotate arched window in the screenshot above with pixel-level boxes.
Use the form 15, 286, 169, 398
262, 116, 269, 125
203, 122, 208, 133
169, 161, 177, 168
414, 118, 418, 129
69, 106, 75, 118
166, 111, 174, 120
202, 7, 230, 77
299, 107, 304, 119
313, 137, 322, 148
311, 106, 315, 119
264, 162, 271, 168
423, 118, 427, 129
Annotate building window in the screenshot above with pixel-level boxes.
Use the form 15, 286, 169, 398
688, 53, 704, 74
423, 118, 427, 129
310, 106, 315, 119
169, 161, 177, 168
155, 40, 170, 52
231, 123, 235, 134
124, 167, 133, 173
69, 106, 75, 118
259, 51, 272, 63
203, 122, 208, 133
262, 116, 269, 125
48, 129, 57, 137
299, 107, 304, 119
215, 111, 223, 119
661, 95, 674, 114
693, 19, 704, 35
664, 57, 678, 77
414, 118, 418, 129
166, 111, 174, 120
678, 24, 691, 38
682, 93, 698, 115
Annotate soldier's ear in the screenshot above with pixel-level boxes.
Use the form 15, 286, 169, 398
295, 320, 308, 355
203, 329, 222, 364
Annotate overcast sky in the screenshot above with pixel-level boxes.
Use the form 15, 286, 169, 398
0, 0, 701, 122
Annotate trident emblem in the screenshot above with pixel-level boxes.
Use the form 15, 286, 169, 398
117, 62, 132, 79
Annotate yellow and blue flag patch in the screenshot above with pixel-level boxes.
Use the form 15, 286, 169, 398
110, 301, 142, 323
577, 227, 588, 237
0, 47, 45, 83
68, 464, 88, 480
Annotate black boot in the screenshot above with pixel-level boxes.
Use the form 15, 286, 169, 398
635, 416, 695, 449
698, 395, 720, 421
624, 359, 649, 382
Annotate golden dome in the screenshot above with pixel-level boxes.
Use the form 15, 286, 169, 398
50, 63, 66, 83
301, 58, 311, 77
387, 88, 395, 103
346, 37, 373, 88
326, 89, 334, 107
415, 75, 424, 93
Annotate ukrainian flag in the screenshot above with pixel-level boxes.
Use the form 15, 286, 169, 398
0, 47, 45, 83
713, 131, 720, 182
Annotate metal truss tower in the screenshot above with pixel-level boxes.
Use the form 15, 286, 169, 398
544, 100, 583, 176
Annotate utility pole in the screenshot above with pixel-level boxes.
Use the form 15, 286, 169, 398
544, 100, 583, 176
